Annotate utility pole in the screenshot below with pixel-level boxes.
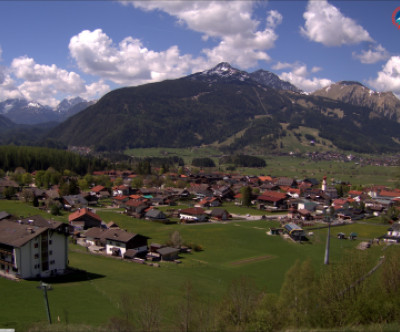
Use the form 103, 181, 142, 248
324, 219, 331, 265
324, 207, 333, 265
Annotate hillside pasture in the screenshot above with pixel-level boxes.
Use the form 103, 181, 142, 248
0, 199, 390, 331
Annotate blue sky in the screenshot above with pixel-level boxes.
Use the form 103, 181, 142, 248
0, 0, 399, 107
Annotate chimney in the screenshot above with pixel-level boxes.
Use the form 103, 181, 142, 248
26, 227, 34, 234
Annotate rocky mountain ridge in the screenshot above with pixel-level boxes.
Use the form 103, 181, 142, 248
0, 97, 94, 125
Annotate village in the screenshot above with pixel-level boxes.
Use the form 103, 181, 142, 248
0, 166, 399, 281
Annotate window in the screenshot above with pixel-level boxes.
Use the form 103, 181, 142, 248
49, 240, 52, 245
34, 253, 39, 259
50, 260, 55, 265
49, 250, 53, 255
34, 243, 39, 248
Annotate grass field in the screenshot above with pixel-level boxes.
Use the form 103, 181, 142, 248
0, 199, 392, 331
124, 148, 398, 187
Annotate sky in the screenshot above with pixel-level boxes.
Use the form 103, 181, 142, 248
0, 0, 400, 107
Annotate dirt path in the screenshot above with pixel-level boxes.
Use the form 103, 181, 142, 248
230, 255, 275, 266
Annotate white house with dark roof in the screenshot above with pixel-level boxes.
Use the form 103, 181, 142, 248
0, 219, 68, 279
104, 228, 149, 257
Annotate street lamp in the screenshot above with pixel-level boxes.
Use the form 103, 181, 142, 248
37, 281, 52, 324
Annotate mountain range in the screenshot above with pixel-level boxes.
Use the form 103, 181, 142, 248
0, 97, 94, 125
1, 62, 400, 154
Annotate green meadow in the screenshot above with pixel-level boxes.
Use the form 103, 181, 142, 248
124, 148, 399, 187
0, 200, 391, 331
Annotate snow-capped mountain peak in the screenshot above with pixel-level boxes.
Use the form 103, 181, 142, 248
56, 96, 86, 114
202, 62, 250, 80
0, 97, 94, 125
28, 102, 42, 108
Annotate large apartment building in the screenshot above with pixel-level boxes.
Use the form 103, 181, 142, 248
0, 216, 69, 279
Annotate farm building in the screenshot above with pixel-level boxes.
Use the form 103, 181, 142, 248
157, 247, 179, 261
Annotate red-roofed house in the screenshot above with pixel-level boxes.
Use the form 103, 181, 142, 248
257, 191, 288, 209
379, 190, 400, 198
196, 196, 221, 208
68, 208, 102, 231
113, 195, 130, 207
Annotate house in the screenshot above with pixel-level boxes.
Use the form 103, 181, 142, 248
0, 219, 68, 279
61, 195, 88, 210
189, 184, 213, 199
90, 185, 110, 198
82, 192, 99, 206
104, 228, 149, 257
125, 199, 150, 218
68, 208, 102, 232
84, 227, 107, 247
212, 185, 234, 200
196, 196, 221, 208
145, 208, 168, 221
179, 207, 208, 223
112, 185, 130, 197
210, 208, 231, 221
274, 177, 297, 188
112, 195, 130, 207
257, 191, 288, 210
303, 178, 320, 187
383, 223, 400, 243
0, 211, 12, 221
296, 198, 318, 212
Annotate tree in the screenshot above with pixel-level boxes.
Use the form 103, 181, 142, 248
191, 157, 215, 168
240, 186, 252, 206
21, 173, 33, 186
278, 260, 317, 328
219, 276, 260, 329
114, 177, 124, 186
131, 176, 143, 189
177, 280, 197, 332
170, 230, 183, 248
50, 203, 61, 216
20, 188, 34, 203
3, 186, 16, 199
78, 179, 89, 191
135, 288, 162, 332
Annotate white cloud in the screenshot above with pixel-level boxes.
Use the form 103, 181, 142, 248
80, 80, 111, 101
266, 10, 282, 29
69, 29, 206, 86
272, 62, 293, 71
279, 63, 332, 92
352, 44, 389, 64
129, 1, 282, 69
0, 56, 111, 106
300, 0, 373, 47
368, 56, 400, 96
0, 68, 23, 101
